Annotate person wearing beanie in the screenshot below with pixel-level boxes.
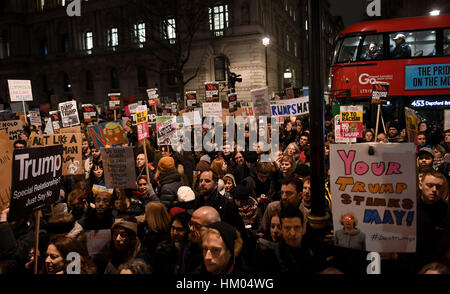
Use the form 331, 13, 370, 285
387, 121, 403, 143
201, 221, 244, 274
233, 181, 260, 231
105, 216, 142, 274
174, 186, 196, 215
156, 156, 184, 209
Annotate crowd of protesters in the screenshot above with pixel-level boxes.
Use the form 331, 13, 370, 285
0, 109, 449, 275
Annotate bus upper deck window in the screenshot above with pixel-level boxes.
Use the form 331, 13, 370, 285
390, 30, 436, 58
360, 34, 383, 61
337, 36, 361, 63
444, 29, 450, 55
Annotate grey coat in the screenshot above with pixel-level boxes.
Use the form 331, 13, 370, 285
335, 228, 366, 251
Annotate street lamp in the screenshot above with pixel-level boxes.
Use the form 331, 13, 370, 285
429, 10, 440, 16
262, 37, 270, 86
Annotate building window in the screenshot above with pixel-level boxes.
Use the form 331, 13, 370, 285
84, 31, 93, 54
63, 73, 71, 92
106, 27, 119, 49
137, 66, 147, 88
86, 71, 94, 91
162, 18, 176, 45
39, 0, 45, 11
41, 38, 48, 56
286, 35, 290, 52
110, 68, 120, 90
209, 5, 228, 37
133, 22, 146, 47
214, 56, 227, 81
61, 33, 69, 53
59, 0, 66, 6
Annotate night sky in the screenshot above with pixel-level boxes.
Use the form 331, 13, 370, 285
329, 0, 368, 28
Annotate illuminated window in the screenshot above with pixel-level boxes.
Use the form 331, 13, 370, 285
84, 31, 93, 54
163, 18, 176, 44
209, 5, 228, 37
133, 22, 146, 47
107, 27, 119, 48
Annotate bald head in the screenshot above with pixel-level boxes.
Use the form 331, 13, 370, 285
189, 206, 221, 244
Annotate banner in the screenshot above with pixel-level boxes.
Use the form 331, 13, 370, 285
29, 110, 42, 126
228, 93, 237, 113
340, 105, 363, 138
156, 116, 177, 145
82, 104, 98, 123
330, 143, 417, 252
371, 82, 389, 104
186, 91, 197, 107
9, 145, 63, 220
87, 121, 128, 149
202, 102, 222, 117
405, 107, 419, 145
0, 131, 13, 211
49, 111, 62, 130
270, 97, 310, 117
8, 80, 33, 102
0, 120, 24, 141
251, 87, 271, 117
205, 82, 219, 102
240, 102, 254, 117
108, 93, 121, 110
101, 146, 137, 189
29, 133, 83, 176
59, 101, 80, 128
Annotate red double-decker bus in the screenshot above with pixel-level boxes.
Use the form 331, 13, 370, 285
330, 14, 450, 123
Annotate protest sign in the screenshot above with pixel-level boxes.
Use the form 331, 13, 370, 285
44, 119, 53, 135
330, 143, 417, 252
49, 111, 62, 130
84, 229, 111, 257
240, 102, 254, 117
108, 93, 121, 110
0, 120, 24, 141
270, 97, 310, 117
29, 133, 83, 176
371, 82, 389, 104
92, 184, 114, 196
9, 145, 63, 221
202, 102, 222, 117
148, 112, 157, 125
147, 88, 161, 106
136, 106, 148, 124
182, 111, 202, 126
8, 80, 33, 102
87, 121, 128, 149
0, 131, 13, 211
228, 93, 237, 113
340, 105, 363, 138
405, 107, 419, 145
205, 82, 219, 102
59, 101, 80, 128
82, 104, 98, 123
186, 91, 197, 107
29, 110, 42, 126
251, 87, 271, 117
59, 125, 81, 134
156, 116, 177, 145
137, 121, 149, 141
332, 105, 356, 143
101, 146, 137, 189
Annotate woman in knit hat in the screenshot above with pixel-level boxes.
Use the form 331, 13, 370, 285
155, 156, 184, 209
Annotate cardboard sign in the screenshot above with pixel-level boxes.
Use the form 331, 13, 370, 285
205, 82, 219, 102
82, 104, 98, 123
29, 133, 83, 176
371, 82, 389, 104
101, 146, 137, 189
108, 93, 121, 110
87, 121, 128, 149
228, 93, 237, 113
330, 143, 417, 252
240, 102, 254, 117
84, 229, 111, 257
29, 110, 42, 126
405, 107, 419, 145
270, 97, 310, 117
0, 131, 13, 211
8, 80, 33, 102
59, 101, 80, 128
9, 145, 63, 220
59, 125, 81, 134
156, 116, 177, 145
49, 111, 62, 130
251, 87, 271, 117
0, 120, 24, 142
186, 91, 197, 107
340, 105, 363, 138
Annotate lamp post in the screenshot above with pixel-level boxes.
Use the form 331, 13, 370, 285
262, 37, 270, 86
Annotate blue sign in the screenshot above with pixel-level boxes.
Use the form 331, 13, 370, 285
405, 63, 450, 89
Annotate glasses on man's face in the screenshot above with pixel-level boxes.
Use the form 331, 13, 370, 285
188, 221, 204, 231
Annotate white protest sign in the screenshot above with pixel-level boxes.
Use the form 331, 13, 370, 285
58, 101, 80, 127
251, 87, 271, 117
270, 96, 310, 117
29, 110, 42, 126
182, 111, 202, 126
202, 102, 222, 117
330, 143, 417, 252
8, 80, 33, 102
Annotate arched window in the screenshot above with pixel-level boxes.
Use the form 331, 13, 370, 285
86, 71, 94, 91
214, 56, 227, 81
137, 66, 147, 88
110, 68, 120, 90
